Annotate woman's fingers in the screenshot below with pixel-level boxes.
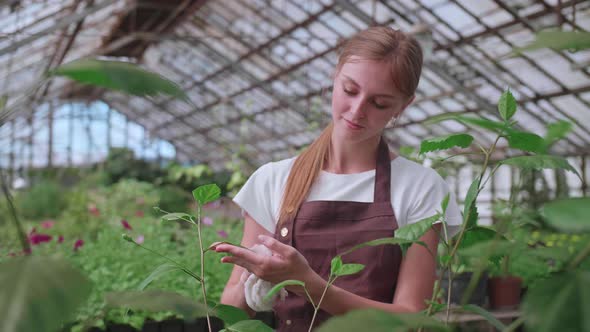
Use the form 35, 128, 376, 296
258, 235, 292, 257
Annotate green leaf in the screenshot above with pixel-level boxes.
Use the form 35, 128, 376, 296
425, 113, 508, 133
105, 290, 209, 320
456, 227, 498, 250
161, 212, 195, 224
193, 184, 221, 206
395, 214, 441, 255
331, 256, 343, 276
50, 59, 188, 100
138, 263, 183, 291
463, 178, 480, 229
0, 256, 92, 332
340, 237, 417, 257
212, 304, 250, 327
500, 155, 581, 179
545, 121, 573, 148
419, 134, 474, 154
514, 30, 590, 54
317, 309, 450, 332
441, 193, 450, 215
498, 89, 517, 121
221, 319, 274, 332
462, 304, 507, 331
335, 263, 365, 277
523, 271, 590, 332
541, 197, 590, 233
505, 130, 546, 154
263, 280, 305, 302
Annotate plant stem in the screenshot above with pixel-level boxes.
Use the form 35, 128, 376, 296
567, 241, 590, 270
0, 170, 30, 254
449, 135, 500, 260
196, 204, 212, 332
445, 270, 453, 324
307, 275, 336, 332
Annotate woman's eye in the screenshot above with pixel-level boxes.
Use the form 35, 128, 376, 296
373, 101, 388, 109
343, 87, 356, 95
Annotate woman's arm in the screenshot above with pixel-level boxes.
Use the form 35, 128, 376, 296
216, 224, 441, 315
219, 212, 273, 316
305, 223, 441, 314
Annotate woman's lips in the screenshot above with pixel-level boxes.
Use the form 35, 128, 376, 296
344, 119, 364, 130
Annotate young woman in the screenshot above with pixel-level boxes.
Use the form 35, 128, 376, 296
215, 26, 462, 331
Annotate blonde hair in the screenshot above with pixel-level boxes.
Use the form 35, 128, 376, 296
277, 27, 423, 226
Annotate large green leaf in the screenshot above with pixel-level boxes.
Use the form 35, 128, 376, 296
105, 290, 209, 320
220, 319, 274, 332
317, 309, 450, 332
0, 256, 92, 332
514, 30, 590, 54
456, 227, 498, 250
500, 155, 581, 179
50, 59, 188, 100
395, 213, 441, 254
193, 184, 221, 206
505, 130, 546, 154
425, 113, 508, 133
212, 304, 250, 327
523, 271, 590, 332
498, 89, 517, 121
544, 121, 573, 148
541, 197, 590, 233
419, 134, 474, 154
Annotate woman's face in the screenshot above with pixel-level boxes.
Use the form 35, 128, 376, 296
331, 57, 413, 144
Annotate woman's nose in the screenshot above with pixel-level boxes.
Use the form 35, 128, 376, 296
350, 98, 367, 119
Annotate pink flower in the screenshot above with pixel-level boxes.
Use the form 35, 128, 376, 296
29, 233, 52, 245
28, 228, 52, 245
217, 230, 228, 239
135, 234, 144, 244
58, 235, 64, 243
41, 220, 55, 229
121, 219, 133, 230
202, 216, 213, 226
73, 239, 84, 251
135, 210, 144, 217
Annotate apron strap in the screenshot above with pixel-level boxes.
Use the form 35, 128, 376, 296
374, 137, 391, 203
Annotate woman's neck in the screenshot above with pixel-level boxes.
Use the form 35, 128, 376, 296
324, 135, 382, 174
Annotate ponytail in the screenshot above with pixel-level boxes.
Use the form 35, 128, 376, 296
277, 122, 333, 226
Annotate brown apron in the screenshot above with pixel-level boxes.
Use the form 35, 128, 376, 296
273, 138, 403, 331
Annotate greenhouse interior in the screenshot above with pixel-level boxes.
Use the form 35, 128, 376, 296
0, 0, 589, 331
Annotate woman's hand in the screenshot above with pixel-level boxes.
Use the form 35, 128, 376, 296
215, 234, 315, 289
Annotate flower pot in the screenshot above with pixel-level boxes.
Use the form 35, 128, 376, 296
488, 276, 522, 310
439, 271, 488, 306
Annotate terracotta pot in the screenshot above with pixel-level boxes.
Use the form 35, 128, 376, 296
488, 276, 522, 310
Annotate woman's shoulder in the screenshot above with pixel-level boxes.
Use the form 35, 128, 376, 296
251, 156, 296, 183
392, 156, 440, 178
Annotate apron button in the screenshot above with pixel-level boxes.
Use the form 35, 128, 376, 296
286, 319, 292, 325
280, 227, 288, 237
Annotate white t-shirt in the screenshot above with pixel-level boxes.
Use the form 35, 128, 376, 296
233, 156, 463, 239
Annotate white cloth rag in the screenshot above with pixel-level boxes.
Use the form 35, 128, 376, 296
243, 244, 288, 311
